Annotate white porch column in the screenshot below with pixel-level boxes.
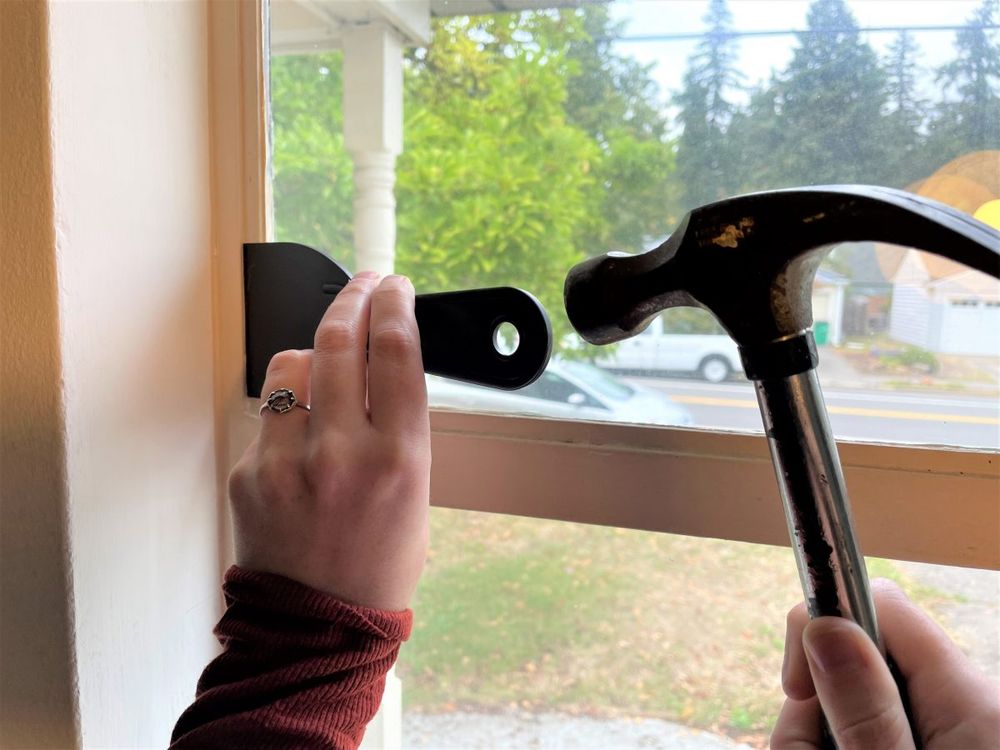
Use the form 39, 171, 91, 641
342, 25, 406, 750
342, 22, 404, 275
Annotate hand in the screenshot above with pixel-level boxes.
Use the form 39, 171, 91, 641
228, 272, 431, 611
772, 578, 1000, 749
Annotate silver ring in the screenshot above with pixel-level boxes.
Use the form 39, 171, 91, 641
259, 388, 311, 416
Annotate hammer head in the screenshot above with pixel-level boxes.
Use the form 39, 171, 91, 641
565, 185, 1000, 378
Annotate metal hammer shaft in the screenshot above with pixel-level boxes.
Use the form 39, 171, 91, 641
756, 365, 879, 641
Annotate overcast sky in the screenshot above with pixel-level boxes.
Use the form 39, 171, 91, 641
608, 0, 989, 111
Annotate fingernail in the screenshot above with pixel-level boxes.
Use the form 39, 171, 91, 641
804, 621, 864, 675
383, 274, 413, 290
354, 270, 380, 281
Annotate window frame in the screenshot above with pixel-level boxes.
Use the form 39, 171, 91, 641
211, 0, 999, 572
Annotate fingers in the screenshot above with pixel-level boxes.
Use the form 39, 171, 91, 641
779, 579, 1000, 749
870, 580, 999, 744
309, 272, 380, 426
782, 600, 813, 700
770, 696, 823, 749
803, 616, 915, 750
367, 275, 428, 437
257, 349, 313, 445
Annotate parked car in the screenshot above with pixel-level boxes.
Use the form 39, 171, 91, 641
428, 359, 694, 427
595, 314, 742, 383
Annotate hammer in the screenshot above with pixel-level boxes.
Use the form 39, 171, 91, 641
564, 185, 1000, 742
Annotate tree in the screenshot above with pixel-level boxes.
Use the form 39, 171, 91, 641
395, 12, 597, 349
269, 9, 678, 352
770, 0, 890, 186
674, 0, 744, 209
929, 0, 1000, 160
880, 31, 933, 186
561, 5, 678, 250
270, 53, 355, 266
726, 78, 788, 193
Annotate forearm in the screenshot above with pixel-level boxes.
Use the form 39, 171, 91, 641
170, 566, 411, 749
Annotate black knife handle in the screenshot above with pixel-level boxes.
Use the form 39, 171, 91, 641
244, 242, 552, 397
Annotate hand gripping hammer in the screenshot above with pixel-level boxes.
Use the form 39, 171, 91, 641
564, 185, 1000, 742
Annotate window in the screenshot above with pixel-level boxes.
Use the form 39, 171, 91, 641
213, 0, 999, 746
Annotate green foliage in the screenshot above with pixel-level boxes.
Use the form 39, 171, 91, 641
269, 0, 999, 340
880, 32, 937, 187
679, 0, 998, 212
877, 344, 940, 374
563, 6, 678, 245
270, 8, 676, 353
928, 0, 1000, 160
395, 13, 599, 347
270, 53, 354, 265
773, 0, 891, 185
674, 0, 744, 209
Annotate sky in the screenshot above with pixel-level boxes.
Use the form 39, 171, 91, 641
607, 0, 989, 111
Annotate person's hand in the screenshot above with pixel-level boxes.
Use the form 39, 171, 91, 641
228, 272, 431, 611
772, 578, 1000, 749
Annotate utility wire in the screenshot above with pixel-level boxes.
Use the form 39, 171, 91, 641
603, 25, 999, 43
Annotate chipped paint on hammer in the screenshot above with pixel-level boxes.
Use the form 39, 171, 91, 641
710, 217, 754, 248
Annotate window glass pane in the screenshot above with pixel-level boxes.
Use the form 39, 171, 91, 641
267, 0, 999, 450
397, 508, 999, 748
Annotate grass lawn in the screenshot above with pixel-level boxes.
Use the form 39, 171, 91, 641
397, 508, 955, 746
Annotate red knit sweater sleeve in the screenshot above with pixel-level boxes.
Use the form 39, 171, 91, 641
169, 565, 412, 749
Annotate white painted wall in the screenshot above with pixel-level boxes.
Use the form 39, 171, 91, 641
1, 2, 224, 746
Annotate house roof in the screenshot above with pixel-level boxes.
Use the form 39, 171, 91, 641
271, 0, 588, 52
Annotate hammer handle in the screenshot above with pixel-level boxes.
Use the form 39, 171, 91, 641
755, 367, 920, 747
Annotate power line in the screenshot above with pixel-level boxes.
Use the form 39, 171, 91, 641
604, 25, 999, 43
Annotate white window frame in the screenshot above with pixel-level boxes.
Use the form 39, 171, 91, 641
209, 1, 999, 572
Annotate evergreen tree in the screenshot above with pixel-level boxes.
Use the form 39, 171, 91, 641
562, 6, 677, 249
772, 0, 890, 186
929, 0, 1000, 159
727, 78, 787, 193
881, 31, 932, 186
674, 0, 743, 209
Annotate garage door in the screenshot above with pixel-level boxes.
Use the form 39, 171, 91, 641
939, 299, 1000, 356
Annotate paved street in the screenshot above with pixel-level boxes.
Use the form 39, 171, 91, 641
628, 376, 1000, 449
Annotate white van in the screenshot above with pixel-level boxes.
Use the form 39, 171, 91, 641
596, 313, 742, 383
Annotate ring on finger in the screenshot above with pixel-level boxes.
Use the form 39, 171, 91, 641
259, 387, 311, 416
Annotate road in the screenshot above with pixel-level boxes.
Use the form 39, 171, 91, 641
627, 376, 1000, 449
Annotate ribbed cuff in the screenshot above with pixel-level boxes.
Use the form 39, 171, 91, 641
221, 566, 413, 642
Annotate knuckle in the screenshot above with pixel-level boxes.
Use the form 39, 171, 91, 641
370, 324, 418, 362
255, 458, 289, 500
376, 439, 429, 482
314, 318, 360, 352
834, 701, 909, 749
266, 348, 306, 376
303, 443, 344, 492
227, 460, 252, 502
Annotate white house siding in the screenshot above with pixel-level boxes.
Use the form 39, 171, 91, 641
937, 300, 1000, 356
889, 252, 933, 348
890, 284, 933, 348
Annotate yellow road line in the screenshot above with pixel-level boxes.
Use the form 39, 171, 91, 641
671, 396, 1000, 425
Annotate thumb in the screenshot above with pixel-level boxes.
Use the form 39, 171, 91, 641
803, 617, 915, 750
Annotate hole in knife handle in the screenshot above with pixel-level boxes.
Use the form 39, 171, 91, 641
493, 322, 520, 357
